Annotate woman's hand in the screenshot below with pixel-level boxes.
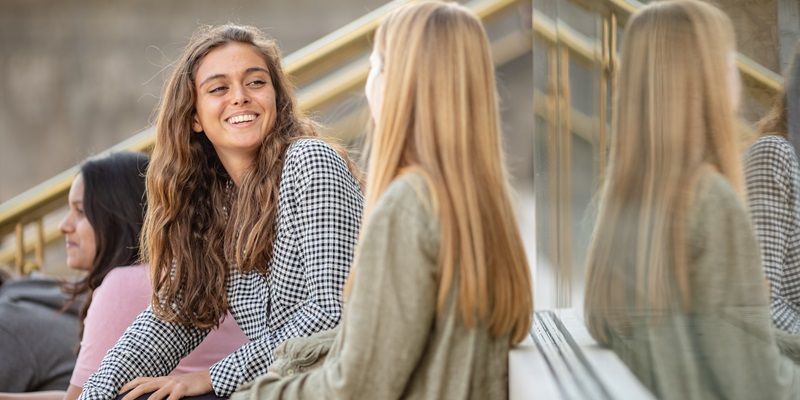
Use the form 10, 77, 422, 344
120, 370, 213, 400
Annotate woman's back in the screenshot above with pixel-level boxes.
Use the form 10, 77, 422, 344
327, 173, 509, 399
607, 171, 800, 400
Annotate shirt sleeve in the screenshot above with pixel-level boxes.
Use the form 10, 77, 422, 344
745, 137, 800, 332
230, 175, 438, 399
208, 140, 363, 396
77, 307, 210, 400
71, 268, 151, 387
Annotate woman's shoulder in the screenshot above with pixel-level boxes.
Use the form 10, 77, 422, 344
371, 172, 437, 236
750, 134, 793, 150
368, 172, 440, 257
95, 265, 149, 295
746, 135, 799, 167
690, 171, 750, 240
84, 265, 151, 333
694, 171, 743, 212
379, 172, 432, 211
282, 138, 357, 182
285, 138, 342, 164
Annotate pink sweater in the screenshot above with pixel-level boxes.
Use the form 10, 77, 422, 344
70, 265, 248, 387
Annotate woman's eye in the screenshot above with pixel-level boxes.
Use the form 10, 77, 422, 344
75, 208, 85, 215
209, 86, 227, 94
248, 80, 266, 87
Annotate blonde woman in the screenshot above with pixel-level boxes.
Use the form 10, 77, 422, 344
745, 42, 800, 334
231, 2, 533, 399
584, 1, 800, 399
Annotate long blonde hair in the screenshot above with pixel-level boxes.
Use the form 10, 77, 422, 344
584, 0, 743, 345
349, 1, 533, 343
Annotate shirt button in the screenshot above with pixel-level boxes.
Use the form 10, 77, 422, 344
287, 369, 295, 376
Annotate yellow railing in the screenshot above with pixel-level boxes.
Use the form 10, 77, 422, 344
0, 0, 531, 275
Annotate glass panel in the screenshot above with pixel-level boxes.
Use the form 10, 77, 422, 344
532, 0, 603, 309
534, 0, 800, 398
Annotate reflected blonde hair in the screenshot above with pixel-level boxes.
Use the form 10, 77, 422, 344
348, 1, 533, 343
584, 0, 742, 344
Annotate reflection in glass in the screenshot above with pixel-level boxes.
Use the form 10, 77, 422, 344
532, 0, 604, 309
745, 41, 800, 334
583, 1, 800, 399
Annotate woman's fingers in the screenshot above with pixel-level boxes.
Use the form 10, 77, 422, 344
149, 383, 185, 400
166, 385, 187, 400
120, 377, 165, 400
120, 377, 147, 395
118, 371, 211, 400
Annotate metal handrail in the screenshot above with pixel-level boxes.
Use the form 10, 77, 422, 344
283, 0, 411, 86
0, 0, 530, 273
535, 0, 783, 91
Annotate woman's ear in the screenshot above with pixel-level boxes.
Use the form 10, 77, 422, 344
192, 114, 203, 133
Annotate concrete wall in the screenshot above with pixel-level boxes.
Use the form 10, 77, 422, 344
708, 0, 783, 123
779, 0, 800, 72
713, 0, 780, 71
0, 0, 386, 203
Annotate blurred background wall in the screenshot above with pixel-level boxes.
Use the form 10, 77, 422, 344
0, 0, 386, 203
0, 0, 534, 278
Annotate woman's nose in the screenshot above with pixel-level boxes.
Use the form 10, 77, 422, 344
59, 213, 73, 233
232, 86, 251, 106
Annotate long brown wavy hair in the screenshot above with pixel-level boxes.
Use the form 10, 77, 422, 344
141, 24, 319, 328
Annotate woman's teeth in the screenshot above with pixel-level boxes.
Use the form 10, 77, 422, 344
229, 114, 256, 124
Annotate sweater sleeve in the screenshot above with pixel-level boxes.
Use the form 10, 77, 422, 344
745, 136, 800, 332
272, 139, 362, 344
208, 140, 363, 396
688, 174, 800, 399
77, 307, 210, 400
230, 175, 438, 399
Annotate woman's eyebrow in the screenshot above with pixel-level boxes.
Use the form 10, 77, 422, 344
198, 67, 269, 88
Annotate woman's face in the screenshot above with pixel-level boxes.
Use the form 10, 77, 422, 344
193, 42, 278, 168
59, 174, 97, 271
365, 50, 385, 122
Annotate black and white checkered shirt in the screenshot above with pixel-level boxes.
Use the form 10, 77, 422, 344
78, 139, 363, 399
745, 135, 800, 333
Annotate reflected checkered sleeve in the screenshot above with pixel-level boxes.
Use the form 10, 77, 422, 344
745, 135, 800, 333
78, 139, 363, 399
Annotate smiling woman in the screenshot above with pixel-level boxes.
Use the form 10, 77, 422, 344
76, 24, 364, 400
192, 43, 278, 181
